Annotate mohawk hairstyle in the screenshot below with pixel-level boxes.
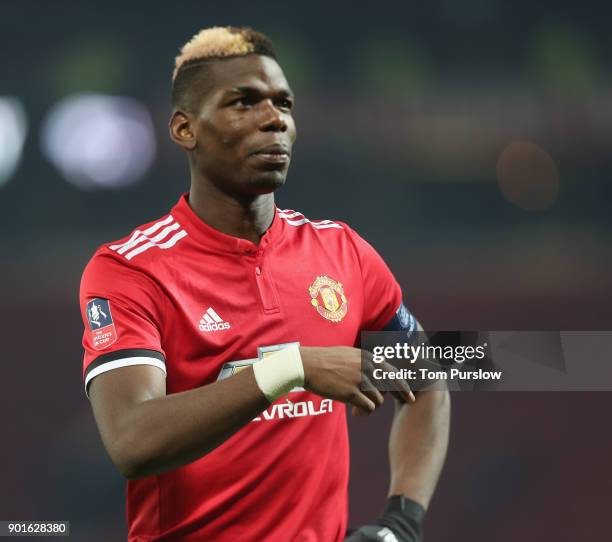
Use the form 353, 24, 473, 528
171, 26, 277, 111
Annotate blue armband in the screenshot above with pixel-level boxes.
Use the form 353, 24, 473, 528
382, 302, 417, 333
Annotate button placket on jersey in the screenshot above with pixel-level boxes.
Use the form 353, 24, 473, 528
254, 246, 281, 314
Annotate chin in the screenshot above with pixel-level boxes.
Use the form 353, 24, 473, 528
249, 172, 287, 194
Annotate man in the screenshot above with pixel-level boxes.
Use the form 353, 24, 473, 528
80, 26, 450, 541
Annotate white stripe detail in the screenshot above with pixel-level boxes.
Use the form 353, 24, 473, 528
278, 209, 336, 224
278, 214, 333, 224
277, 209, 342, 229
109, 215, 175, 251
279, 215, 343, 229
203, 313, 215, 324
277, 210, 304, 219
117, 222, 181, 254
206, 307, 223, 323
85, 357, 166, 397
124, 230, 188, 260
311, 223, 344, 229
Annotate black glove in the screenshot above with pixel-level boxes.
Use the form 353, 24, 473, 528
344, 495, 425, 542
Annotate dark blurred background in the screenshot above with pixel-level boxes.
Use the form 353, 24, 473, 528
1, 1, 611, 540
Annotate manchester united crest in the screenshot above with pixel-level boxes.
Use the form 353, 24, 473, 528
308, 275, 348, 323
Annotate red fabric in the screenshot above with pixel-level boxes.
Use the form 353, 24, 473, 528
79, 194, 402, 542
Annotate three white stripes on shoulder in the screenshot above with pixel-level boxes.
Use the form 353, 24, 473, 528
109, 215, 187, 260
109, 209, 341, 261
277, 210, 343, 230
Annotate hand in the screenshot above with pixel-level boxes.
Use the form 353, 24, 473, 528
344, 495, 425, 542
300, 347, 414, 415
352, 349, 416, 417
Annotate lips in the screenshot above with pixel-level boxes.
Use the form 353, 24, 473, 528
251, 143, 291, 165
252, 143, 290, 157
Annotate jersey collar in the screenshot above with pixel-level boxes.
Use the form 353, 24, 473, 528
171, 193, 283, 255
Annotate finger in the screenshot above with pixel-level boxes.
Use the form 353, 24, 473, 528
402, 389, 416, 403
365, 362, 413, 404
361, 360, 387, 395
390, 390, 415, 404
361, 349, 374, 364
380, 361, 416, 403
362, 390, 384, 409
361, 375, 385, 405
348, 390, 376, 414
361, 358, 377, 380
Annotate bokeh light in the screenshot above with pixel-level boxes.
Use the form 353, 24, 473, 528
41, 93, 156, 190
496, 141, 559, 211
0, 97, 27, 188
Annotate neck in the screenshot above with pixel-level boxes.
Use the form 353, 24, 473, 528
188, 179, 276, 246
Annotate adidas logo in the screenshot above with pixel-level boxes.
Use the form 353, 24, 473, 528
199, 307, 231, 332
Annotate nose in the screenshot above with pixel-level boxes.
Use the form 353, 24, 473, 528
258, 100, 287, 132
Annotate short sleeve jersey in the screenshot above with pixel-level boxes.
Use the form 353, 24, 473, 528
80, 194, 405, 542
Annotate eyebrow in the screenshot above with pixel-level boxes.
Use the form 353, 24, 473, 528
225, 85, 294, 99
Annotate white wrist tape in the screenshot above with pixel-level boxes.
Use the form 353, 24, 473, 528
253, 345, 305, 403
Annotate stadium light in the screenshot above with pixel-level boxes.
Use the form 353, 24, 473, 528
0, 97, 27, 188
41, 93, 156, 190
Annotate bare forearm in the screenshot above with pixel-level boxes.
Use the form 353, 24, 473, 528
112, 368, 269, 478
93, 344, 394, 480
388, 389, 450, 508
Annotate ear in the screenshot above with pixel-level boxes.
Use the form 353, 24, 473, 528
169, 110, 197, 151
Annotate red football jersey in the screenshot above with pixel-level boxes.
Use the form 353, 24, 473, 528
80, 193, 402, 542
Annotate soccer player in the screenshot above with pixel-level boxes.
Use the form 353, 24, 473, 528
79, 27, 450, 542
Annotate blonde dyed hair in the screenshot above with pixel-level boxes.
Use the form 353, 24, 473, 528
173, 26, 275, 81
